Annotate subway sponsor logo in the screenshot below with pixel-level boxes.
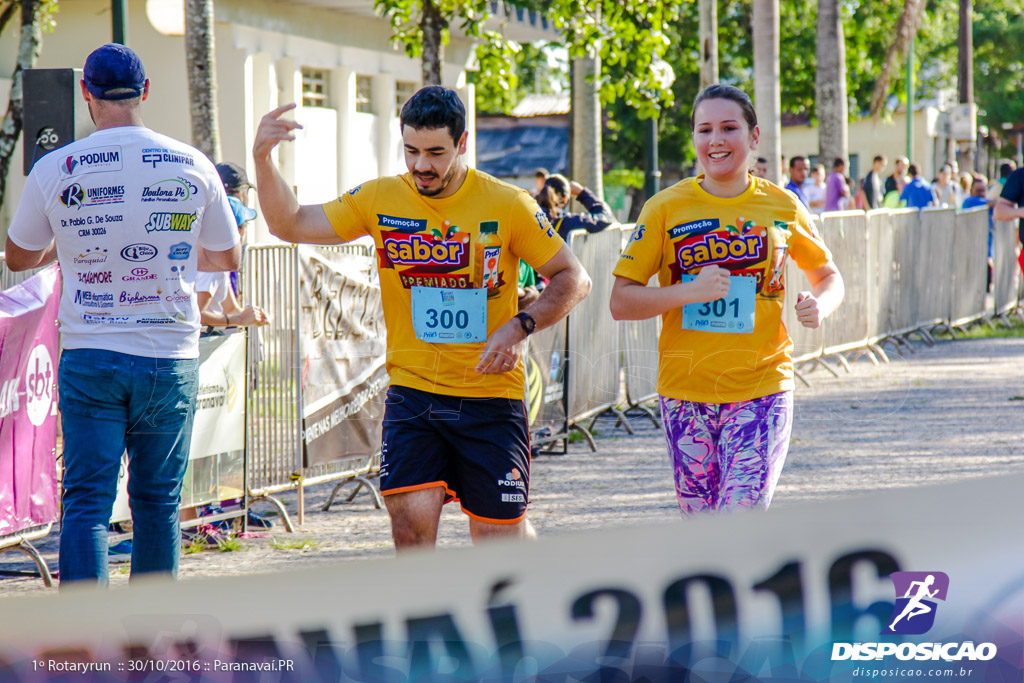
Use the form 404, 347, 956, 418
145, 212, 196, 233
676, 231, 766, 270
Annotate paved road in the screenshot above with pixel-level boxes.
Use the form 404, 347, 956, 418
3, 334, 1023, 596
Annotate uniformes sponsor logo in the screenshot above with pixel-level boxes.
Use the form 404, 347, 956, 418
145, 212, 196, 233
141, 177, 198, 202
73, 290, 114, 308
59, 146, 122, 177
73, 248, 109, 266
61, 183, 125, 209
141, 148, 196, 169
77, 271, 112, 284
121, 243, 158, 262
122, 267, 158, 282
831, 571, 998, 663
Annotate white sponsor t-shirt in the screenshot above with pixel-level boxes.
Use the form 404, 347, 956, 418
7, 126, 239, 358
194, 270, 231, 318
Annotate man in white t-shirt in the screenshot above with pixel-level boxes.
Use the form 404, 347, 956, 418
3, 44, 239, 586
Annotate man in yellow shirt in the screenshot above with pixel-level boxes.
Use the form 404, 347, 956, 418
253, 87, 591, 549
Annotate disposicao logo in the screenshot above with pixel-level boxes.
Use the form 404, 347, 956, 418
884, 571, 949, 635
831, 570, 997, 663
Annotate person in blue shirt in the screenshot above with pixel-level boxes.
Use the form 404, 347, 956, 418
784, 156, 809, 208
962, 176, 996, 290
900, 164, 934, 209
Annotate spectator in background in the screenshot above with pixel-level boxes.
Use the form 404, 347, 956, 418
900, 164, 934, 209
885, 156, 909, 196
963, 175, 995, 290
805, 163, 827, 215
753, 157, 769, 178
932, 163, 959, 208
215, 162, 255, 294
195, 164, 269, 335
989, 162, 1016, 200
862, 155, 886, 210
825, 158, 850, 212
785, 156, 809, 208
536, 173, 616, 241
959, 171, 974, 198
534, 167, 549, 195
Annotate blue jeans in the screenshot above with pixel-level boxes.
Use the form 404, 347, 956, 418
58, 348, 198, 586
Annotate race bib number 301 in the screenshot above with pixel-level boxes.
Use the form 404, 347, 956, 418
680, 274, 756, 334
411, 286, 487, 343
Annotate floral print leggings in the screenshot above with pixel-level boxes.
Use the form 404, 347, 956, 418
659, 391, 793, 515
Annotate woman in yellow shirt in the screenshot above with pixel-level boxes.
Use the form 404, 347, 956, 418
610, 85, 844, 515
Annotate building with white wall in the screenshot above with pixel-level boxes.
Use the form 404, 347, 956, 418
0, 0, 555, 243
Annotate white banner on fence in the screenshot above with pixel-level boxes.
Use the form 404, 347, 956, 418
4, 473, 1021, 682
109, 335, 246, 522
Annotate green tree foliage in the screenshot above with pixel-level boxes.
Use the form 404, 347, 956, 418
971, 1, 1024, 145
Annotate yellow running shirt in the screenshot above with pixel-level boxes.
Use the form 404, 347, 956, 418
613, 175, 831, 403
322, 168, 563, 399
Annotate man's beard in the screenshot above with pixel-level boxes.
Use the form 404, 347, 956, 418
414, 164, 457, 197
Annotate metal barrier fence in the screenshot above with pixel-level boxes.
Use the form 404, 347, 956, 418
566, 227, 628, 430
244, 242, 384, 526
820, 211, 870, 357
992, 220, 1020, 318
950, 208, 989, 328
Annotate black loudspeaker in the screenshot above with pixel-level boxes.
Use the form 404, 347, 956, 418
22, 68, 94, 174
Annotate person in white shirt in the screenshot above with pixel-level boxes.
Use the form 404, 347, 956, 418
3, 44, 239, 586
195, 162, 268, 332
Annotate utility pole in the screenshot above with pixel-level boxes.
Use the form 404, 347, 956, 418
957, 0, 975, 172
112, 0, 128, 44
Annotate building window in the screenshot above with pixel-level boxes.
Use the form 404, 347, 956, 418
395, 80, 417, 117
356, 75, 374, 114
301, 68, 328, 108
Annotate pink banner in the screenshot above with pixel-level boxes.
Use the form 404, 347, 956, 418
0, 264, 61, 536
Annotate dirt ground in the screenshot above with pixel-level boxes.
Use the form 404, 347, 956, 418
2, 332, 1024, 597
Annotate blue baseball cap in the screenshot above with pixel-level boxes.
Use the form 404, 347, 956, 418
227, 196, 257, 226
83, 43, 146, 100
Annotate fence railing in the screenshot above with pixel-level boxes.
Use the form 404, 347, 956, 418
3, 205, 1021, 583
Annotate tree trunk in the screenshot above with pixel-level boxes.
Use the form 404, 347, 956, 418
816, 0, 848, 171
420, 0, 443, 86
698, 0, 718, 90
754, 0, 781, 185
185, 0, 221, 162
571, 54, 602, 198
869, 0, 925, 119
0, 0, 45, 207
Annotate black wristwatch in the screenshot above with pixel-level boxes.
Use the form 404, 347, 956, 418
515, 311, 536, 336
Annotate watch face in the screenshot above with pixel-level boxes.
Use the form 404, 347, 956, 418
518, 313, 535, 333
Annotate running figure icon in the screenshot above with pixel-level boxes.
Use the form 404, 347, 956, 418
888, 574, 940, 632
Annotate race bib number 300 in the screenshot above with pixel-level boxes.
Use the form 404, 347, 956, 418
680, 274, 756, 334
411, 287, 487, 343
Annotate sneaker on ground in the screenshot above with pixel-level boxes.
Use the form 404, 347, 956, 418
107, 540, 132, 562
246, 509, 274, 528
